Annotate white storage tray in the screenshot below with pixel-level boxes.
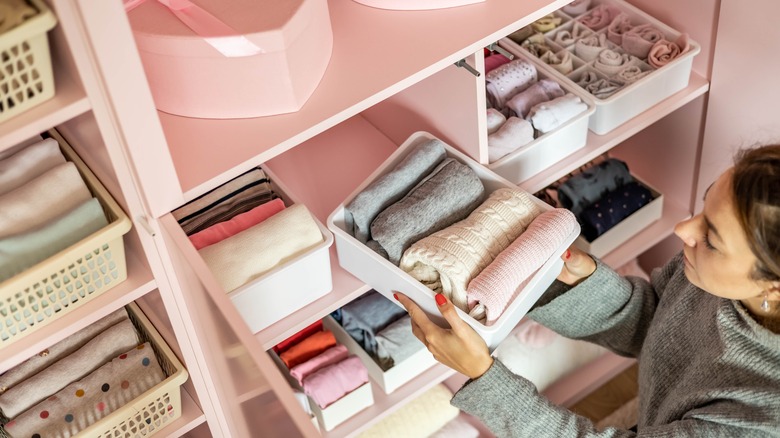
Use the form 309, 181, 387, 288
327, 132, 579, 350
323, 315, 437, 395
486, 49, 595, 185
501, 0, 700, 134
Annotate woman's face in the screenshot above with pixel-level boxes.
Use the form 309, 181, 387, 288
674, 169, 769, 299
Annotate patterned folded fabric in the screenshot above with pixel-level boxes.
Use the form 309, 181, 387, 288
375, 315, 424, 371
467, 208, 578, 324
189, 198, 285, 250
614, 65, 651, 84
198, 203, 324, 293
607, 13, 633, 45
577, 4, 621, 30
4, 343, 165, 438
487, 117, 535, 163
280, 330, 337, 369
358, 384, 459, 438
540, 50, 574, 74
368, 158, 485, 265
593, 49, 640, 76
486, 108, 507, 134
622, 23, 664, 59
400, 188, 541, 313
0, 162, 91, 239
527, 93, 588, 134
561, 0, 591, 16
345, 139, 446, 244
302, 355, 368, 409
340, 291, 407, 359
521, 33, 555, 58
484, 53, 511, 74
0, 138, 65, 196
485, 59, 538, 110
532, 14, 562, 33
272, 320, 323, 354
557, 157, 634, 216
506, 79, 565, 119
290, 344, 349, 386
574, 33, 610, 62
0, 197, 107, 282
0, 318, 139, 420
552, 22, 592, 47
648, 34, 690, 68
580, 181, 653, 240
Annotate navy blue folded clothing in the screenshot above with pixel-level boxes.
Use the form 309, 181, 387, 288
579, 181, 653, 241
557, 158, 634, 217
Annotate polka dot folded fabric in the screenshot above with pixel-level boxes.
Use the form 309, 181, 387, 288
3, 342, 165, 438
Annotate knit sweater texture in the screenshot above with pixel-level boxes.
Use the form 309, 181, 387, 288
452, 253, 780, 437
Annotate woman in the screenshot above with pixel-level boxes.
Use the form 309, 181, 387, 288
395, 145, 780, 437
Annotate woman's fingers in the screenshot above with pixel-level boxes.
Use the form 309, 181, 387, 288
434, 293, 468, 336
394, 292, 440, 336
558, 246, 597, 285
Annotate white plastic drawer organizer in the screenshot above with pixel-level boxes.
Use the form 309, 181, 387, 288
500, 0, 700, 134
327, 132, 579, 350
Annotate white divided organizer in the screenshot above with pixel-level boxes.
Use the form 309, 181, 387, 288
327, 132, 579, 350
486, 48, 594, 184
500, 0, 701, 134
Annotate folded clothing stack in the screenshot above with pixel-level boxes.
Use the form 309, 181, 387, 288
357, 384, 460, 438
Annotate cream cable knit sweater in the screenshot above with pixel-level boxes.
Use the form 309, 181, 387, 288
399, 188, 541, 313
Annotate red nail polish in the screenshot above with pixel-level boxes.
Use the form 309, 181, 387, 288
393, 293, 399, 301
435, 293, 447, 306
565, 249, 571, 260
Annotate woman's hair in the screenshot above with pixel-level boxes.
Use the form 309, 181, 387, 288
732, 144, 780, 282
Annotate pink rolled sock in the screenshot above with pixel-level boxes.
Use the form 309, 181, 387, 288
562, 0, 591, 16
289, 344, 349, 386
189, 198, 285, 249
485, 59, 538, 110
621, 23, 665, 59
607, 13, 633, 45
577, 4, 621, 31
302, 355, 368, 409
466, 208, 578, 325
648, 34, 690, 68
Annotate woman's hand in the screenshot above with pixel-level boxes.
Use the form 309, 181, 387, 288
558, 246, 597, 286
394, 292, 493, 380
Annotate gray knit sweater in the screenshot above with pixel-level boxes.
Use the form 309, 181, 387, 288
452, 253, 780, 437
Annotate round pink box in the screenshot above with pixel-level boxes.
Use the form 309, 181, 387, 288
127, 0, 333, 119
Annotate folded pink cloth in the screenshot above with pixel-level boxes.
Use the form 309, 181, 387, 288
622, 23, 664, 59
506, 79, 565, 119
593, 49, 640, 76
574, 33, 610, 63
467, 208, 578, 324
189, 198, 285, 250
562, 0, 591, 16
485, 59, 538, 110
486, 108, 507, 134
484, 53, 511, 74
487, 117, 535, 163
289, 344, 349, 386
0, 138, 65, 196
577, 4, 621, 30
648, 34, 690, 68
607, 13, 633, 45
302, 355, 368, 409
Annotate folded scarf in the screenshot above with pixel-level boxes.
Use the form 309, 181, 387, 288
344, 139, 446, 244
486, 108, 507, 134
577, 73, 623, 99
358, 384, 459, 438
487, 117, 535, 163
0, 198, 107, 282
375, 315, 424, 371
540, 50, 574, 74
532, 14, 562, 33
527, 93, 588, 134
430, 415, 481, 438
557, 157, 634, 216
173, 168, 278, 235
485, 59, 538, 110
0, 318, 139, 419
189, 198, 285, 250
622, 23, 664, 59
561, 0, 591, 16
593, 49, 640, 76
367, 158, 485, 265
648, 34, 690, 68
4, 343, 165, 438
607, 13, 633, 45
614, 64, 651, 84
574, 33, 610, 63
0, 308, 128, 395
577, 4, 621, 30
272, 320, 323, 354
302, 355, 368, 409
340, 290, 407, 358
280, 330, 337, 369
506, 79, 565, 119
467, 208, 578, 324
0, 138, 65, 196
507, 26, 535, 45
580, 181, 653, 241
552, 22, 592, 47
290, 344, 349, 386
400, 188, 541, 313
0, 162, 92, 239
484, 53, 511, 75
198, 203, 324, 293
520, 33, 555, 58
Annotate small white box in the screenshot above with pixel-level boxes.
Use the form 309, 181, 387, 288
500, 0, 701, 134
269, 349, 374, 432
327, 132, 580, 350
573, 177, 663, 258
486, 49, 595, 185
323, 316, 438, 394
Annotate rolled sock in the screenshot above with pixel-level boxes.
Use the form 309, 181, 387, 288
557, 157, 634, 216
561, 0, 591, 16
302, 356, 368, 409
577, 4, 621, 30
578, 74, 623, 99
400, 188, 541, 313
648, 34, 690, 68
340, 290, 407, 358
280, 330, 337, 369
593, 49, 640, 76
466, 208, 579, 324
540, 50, 574, 74
189, 198, 285, 250
375, 315, 424, 371
532, 14, 562, 33
574, 33, 610, 62
290, 344, 349, 386
506, 79, 565, 119
607, 13, 633, 45
484, 53, 511, 74
487, 117, 535, 163
344, 139, 446, 243
527, 93, 588, 134
552, 22, 592, 47
622, 23, 664, 59
614, 65, 650, 84
485, 59, 538, 110
521, 33, 554, 57
580, 181, 653, 241
0, 138, 65, 196
368, 158, 485, 265
486, 108, 507, 134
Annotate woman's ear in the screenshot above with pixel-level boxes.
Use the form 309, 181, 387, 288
766, 282, 780, 300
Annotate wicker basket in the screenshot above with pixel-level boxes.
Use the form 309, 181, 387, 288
0, 303, 189, 438
0, 0, 57, 123
0, 130, 132, 349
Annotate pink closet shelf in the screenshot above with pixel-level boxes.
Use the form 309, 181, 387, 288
164, 389, 207, 437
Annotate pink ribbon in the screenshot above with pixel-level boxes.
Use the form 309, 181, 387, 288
124, 0, 264, 57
